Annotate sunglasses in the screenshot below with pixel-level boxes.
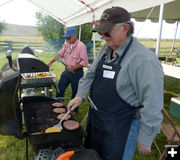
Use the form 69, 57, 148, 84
99, 32, 111, 37
66, 36, 72, 40
98, 23, 126, 37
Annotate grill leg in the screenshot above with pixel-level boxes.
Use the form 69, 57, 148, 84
26, 137, 28, 160
32, 151, 35, 160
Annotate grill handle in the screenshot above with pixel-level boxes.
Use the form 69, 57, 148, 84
56, 151, 74, 160
6, 50, 12, 68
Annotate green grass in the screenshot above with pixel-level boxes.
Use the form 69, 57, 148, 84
138, 39, 180, 48
0, 39, 180, 159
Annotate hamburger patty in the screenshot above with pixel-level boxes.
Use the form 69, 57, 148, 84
53, 108, 66, 113
52, 102, 64, 108
63, 120, 80, 130
57, 113, 71, 121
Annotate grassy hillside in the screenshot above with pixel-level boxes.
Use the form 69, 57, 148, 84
1, 23, 41, 36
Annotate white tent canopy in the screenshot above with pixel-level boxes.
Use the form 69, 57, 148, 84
0, 0, 176, 27
131, 0, 180, 23
25, 0, 174, 58
26, 0, 174, 27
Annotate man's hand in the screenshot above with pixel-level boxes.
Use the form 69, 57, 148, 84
67, 97, 83, 111
67, 64, 83, 72
47, 62, 51, 67
67, 65, 75, 72
137, 141, 151, 155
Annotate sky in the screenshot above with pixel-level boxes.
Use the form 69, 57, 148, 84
0, 0, 180, 39
0, 0, 38, 26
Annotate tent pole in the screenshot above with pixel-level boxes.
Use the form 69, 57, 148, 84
155, 4, 164, 56
79, 25, 82, 41
169, 21, 179, 57
93, 33, 96, 59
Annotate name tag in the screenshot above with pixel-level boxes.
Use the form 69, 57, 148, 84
102, 64, 112, 70
103, 70, 115, 79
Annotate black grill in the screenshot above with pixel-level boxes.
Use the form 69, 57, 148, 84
0, 47, 101, 160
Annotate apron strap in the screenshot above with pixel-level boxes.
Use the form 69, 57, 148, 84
118, 37, 133, 65
114, 37, 133, 80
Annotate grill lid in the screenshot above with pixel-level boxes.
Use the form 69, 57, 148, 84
21, 46, 35, 55
17, 47, 49, 73
17, 54, 49, 73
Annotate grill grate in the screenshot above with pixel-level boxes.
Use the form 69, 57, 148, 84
23, 101, 59, 133
23, 100, 84, 136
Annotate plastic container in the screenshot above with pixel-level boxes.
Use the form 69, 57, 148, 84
169, 97, 180, 119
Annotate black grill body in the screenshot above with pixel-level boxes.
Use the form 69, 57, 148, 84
0, 66, 23, 138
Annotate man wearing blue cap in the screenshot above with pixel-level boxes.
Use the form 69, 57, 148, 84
48, 27, 88, 113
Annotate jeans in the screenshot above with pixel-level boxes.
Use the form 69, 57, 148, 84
56, 68, 83, 112
122, 119, 141, 160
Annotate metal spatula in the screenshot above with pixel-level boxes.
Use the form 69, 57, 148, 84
45, 110, 71, 133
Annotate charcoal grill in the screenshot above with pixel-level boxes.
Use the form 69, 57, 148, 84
0, 47, 101, 160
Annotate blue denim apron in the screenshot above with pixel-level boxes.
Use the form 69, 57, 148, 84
85, 38, 141, 160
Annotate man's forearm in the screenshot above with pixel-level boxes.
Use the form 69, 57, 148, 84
48, 55, 59, 66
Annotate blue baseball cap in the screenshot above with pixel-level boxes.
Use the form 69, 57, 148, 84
63, 27, 76, 39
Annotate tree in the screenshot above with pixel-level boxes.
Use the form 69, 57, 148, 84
75, 23, 93, 44
36, 12, 65, 51
75, 23, 93, 55
0, 21, 5, 34
36, 12, 93, 52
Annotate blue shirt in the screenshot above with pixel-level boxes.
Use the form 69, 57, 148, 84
76, 36, 164, 146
